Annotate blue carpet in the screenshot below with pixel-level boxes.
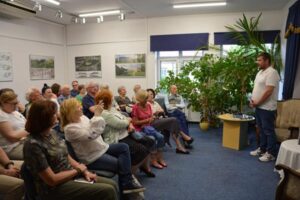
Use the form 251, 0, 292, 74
136, 123, 280, 200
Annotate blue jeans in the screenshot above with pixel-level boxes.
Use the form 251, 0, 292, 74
87, 143, 132, 187
168, 109, 189, 135
255, 108, 277, 156
142, 126, 165, 150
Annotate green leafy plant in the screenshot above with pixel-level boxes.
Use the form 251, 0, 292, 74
157, 13, 282, 124
225, 13, 282, 73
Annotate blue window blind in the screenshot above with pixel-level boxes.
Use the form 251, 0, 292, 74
214, 30, 280, 45
150, 33, 209, 51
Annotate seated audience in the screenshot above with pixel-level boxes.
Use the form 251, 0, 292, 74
23, 100, 118, 200
115, 86, 133, 114
147, 88, 194, 149
24, 87, 43, 117
60, 99, 145, 194
165, 85, 190, 136
82, 81, 99, 119
57, 85, 71, 104
135, 89, 192, 154
41, 84, 60, 111
131, 89, 166, 169
70, 80, 79, 97
0, 147, 24, 200
75, 84, 86, 104
51, 83, 61, 98
95, 90, 156, 177
132, 84, 141, 104
0, 89, 28, 160
99, 84, 121, 111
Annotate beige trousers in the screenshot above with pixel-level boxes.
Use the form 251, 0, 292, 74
0, 161, 24, 200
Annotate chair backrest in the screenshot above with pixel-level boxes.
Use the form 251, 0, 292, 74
155, 97, 168, 114
20, 164, 40, 200
65, 140, 115, 178
65, 140, 79, 161
275, 164, 300, 200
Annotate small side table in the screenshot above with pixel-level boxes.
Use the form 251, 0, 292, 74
218, 114, 255, 150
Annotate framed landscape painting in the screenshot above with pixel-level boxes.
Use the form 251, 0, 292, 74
0, 52, 13, 82
115, 54, 146, 77
75, 55, 101, 78
30, 55, 55, 80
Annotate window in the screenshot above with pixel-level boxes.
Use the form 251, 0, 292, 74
157, 50, 205, 83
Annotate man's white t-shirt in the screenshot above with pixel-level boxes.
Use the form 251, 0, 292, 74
0, 109, 26, 153
252, 66, 280, 111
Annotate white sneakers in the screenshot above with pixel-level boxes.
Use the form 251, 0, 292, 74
250, 148, 275, 162
250, 147, 263, 156
259, 152, 275, 162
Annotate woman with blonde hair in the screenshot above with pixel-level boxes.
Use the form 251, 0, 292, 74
95, 89, 156, 177
24, 100, 118, 200
60, 98, 145, 194
0, 89, 28, 160
133, 89, 192, 156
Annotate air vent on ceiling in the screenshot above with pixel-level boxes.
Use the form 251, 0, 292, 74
0, 0, 36, 19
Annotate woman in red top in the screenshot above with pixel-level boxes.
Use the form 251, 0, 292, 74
131, 90, 166, 169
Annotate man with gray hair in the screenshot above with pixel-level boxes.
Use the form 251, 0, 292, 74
57, 85, 71, 105
82, 81, 100, 119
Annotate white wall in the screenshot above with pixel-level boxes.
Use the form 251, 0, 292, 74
66, 10, 284, 98
66, 20, 148, 97
0, 18, 66, 103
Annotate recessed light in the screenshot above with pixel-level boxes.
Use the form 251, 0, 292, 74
173, 2, 227, 8
79, 10, 121, 18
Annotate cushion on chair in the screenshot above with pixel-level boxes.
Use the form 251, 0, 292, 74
275, 128, 291, 143
275, 99, 300, 142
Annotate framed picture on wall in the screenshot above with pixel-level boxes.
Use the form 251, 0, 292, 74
0, 52, 13, 82
75, 55, 101, 78
30, 55, 55, 80
115, 54, 146, 77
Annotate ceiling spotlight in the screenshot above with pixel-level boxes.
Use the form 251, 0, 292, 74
33, 2, 42, 12
72, 17, 78, 23
119, 13, 125, 21
97, 16, 104, 23
55, 10, 63, 18
81, 18, 86, 24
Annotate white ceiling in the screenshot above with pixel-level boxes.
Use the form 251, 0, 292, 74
8, 0, 290, 24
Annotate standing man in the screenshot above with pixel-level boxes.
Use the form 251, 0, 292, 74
70, 80, 79, 97
250, 52, 280, 162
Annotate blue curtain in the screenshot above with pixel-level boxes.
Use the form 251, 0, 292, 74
282, 0, 300, 99
150, 33, 209, 51
214, 30, 280, 45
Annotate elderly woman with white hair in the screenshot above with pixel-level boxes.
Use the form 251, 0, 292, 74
24, 87, 43, 117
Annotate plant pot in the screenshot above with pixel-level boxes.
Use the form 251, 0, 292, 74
199, 121, 209, 131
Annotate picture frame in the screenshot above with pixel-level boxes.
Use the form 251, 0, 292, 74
115, 54, 146, 77
30, 55, 55, 80
0, 52, 13, 82
75, 55, 101, 78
